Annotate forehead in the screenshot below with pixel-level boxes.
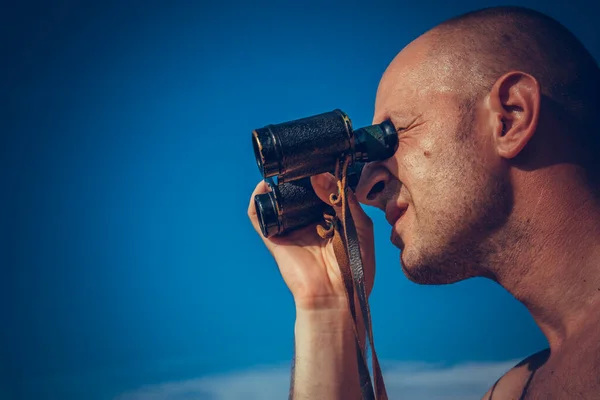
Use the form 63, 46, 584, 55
373, 36, 459, 124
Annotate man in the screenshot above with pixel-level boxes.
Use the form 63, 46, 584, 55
248, 6, 600, 399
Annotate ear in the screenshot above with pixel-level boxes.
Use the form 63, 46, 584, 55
488, 71, 541, 159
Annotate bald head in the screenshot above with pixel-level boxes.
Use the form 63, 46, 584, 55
424, 6, 600, 179
428, 7, 599, 108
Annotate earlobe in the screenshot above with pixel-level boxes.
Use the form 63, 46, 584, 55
489, 71, 541, 159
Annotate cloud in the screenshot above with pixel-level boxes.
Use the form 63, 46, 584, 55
114, 359, 518, 400
380, 360, 518, 399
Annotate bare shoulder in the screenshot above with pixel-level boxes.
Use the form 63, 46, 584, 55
482, 342, 600, 399
480, 348, 550, 400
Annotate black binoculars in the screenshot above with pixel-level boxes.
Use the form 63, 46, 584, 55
252, 109, 398, 237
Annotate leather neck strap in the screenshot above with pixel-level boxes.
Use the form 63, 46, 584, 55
317, 156, 388, 400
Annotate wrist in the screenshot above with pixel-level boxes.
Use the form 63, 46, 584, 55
292, 298, 364, 400
295, 296, 366, 343
294, 306, 356, 345
294, 294, 349, 312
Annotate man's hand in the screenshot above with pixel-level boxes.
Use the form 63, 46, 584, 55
247, 172, 377, 399
247, 172, 376, 311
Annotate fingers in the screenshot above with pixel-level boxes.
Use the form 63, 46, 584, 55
346, 188, 374, 231
310, 173, 338, 205
311, 173, 373, 230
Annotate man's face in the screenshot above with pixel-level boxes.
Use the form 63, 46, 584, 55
358, 37, 513, 284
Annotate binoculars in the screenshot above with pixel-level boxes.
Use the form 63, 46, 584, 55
252, 109, 398, 237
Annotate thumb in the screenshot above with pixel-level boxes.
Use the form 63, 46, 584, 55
310, 173, 373, 229
310, 173, 338, 205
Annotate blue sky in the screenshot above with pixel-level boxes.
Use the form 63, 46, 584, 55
2, 1, 598, 399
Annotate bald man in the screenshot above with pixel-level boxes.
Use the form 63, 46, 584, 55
248, 6, 600, 399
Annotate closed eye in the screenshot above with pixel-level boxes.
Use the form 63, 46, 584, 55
395, 116, 423, 135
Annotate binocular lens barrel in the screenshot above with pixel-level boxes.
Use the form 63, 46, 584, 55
254, 178, 333, 237
254, 186, 280, 238
252, 110, 398, 183
353, 120, 398, 162
252, 110, 353, 183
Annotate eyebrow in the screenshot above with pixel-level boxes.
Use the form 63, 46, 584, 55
374, 109, 415, 126
374, 110, 400, 123
388, 111, 403, 121
388, 110, 416, 124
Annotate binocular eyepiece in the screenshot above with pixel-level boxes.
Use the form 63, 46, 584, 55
252, 109, 398, 237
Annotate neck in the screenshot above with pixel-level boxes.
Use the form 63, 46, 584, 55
493, 167, 600, 351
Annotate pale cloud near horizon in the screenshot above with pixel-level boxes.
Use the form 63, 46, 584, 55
114, 359, 519, 400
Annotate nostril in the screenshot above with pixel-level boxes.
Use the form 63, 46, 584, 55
366, 181, 385, 201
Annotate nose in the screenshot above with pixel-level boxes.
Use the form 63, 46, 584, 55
355, 162, 392, 210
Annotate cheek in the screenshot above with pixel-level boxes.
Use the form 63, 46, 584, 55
402, 139, 467, 220
400, 136, 437, 183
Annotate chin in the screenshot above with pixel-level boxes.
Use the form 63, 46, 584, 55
400, 248, 475, 285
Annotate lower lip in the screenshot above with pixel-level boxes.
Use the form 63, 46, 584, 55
390, 209, 407, 242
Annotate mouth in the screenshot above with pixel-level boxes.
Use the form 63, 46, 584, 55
386, 203, 408, 247
385, 203, 409, 227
